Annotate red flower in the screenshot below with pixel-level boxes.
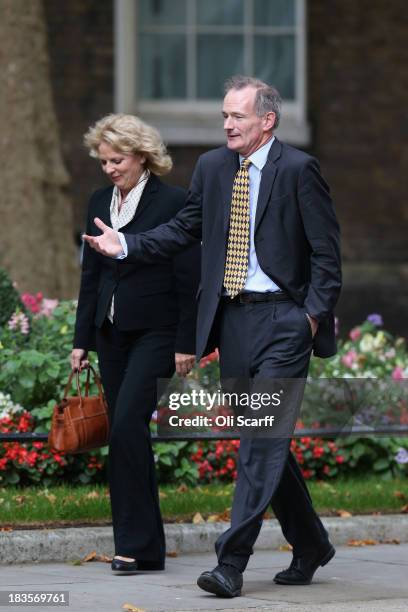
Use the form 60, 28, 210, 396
335, 455, 345, 464
226, 457, 235, 470
312, 446, 325, 459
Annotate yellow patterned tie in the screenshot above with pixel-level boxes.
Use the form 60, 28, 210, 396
223, 158, 251, 298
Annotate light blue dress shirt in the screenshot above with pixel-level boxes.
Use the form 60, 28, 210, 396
240, 137, 281, 293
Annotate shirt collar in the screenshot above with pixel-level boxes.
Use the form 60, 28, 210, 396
240, 136, 275, 171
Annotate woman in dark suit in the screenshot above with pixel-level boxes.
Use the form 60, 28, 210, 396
70, 114, 200, 573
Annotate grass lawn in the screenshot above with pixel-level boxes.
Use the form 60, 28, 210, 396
0, 477, 407, 528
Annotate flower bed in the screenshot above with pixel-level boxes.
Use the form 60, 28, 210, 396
0, 269, 407, 486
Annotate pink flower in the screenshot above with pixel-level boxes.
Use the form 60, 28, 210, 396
8, 312, 30, 335
341, 350, 358, 368
349, 327, 361, 341
21, 292, 41, 314
392, 366, 406, 380
40, 299, 59, 317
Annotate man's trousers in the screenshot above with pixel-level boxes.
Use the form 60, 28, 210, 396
215, 296, 330, 572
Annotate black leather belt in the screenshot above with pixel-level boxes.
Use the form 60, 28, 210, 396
221, 291, 291, 304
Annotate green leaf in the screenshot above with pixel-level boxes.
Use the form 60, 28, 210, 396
19, 376, 35, 389
6, 472, 20, 484
46, 366, 60, 379
159, 456, 172, 466
373, 458, 390, 471
351, 443, 366, 460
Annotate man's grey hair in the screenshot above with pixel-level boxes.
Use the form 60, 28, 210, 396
224, 75, 282, 129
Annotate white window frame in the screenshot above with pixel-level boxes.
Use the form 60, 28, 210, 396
114, 0, 310, 145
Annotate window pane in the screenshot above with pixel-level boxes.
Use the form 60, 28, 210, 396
254, 0, 295, 27
254, 35, 295, 99
197, 0, 244, 26
139, 0, 186, 26
139, 34, 186, 99
197, 35, 243, 98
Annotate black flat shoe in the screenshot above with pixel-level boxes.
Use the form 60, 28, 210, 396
111, 557, 165, 574
197, 564, 243, 598
274, 544, 335, 585
111, 557, 139, 573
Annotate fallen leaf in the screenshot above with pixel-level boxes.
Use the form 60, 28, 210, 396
177, 484, 188, 493
97, 554, 113, 563
278, 544, 293, 552
381, 539, 400, 545
192, 512, 205, 524
85, 491, 100, 499
347, 539, 378, 547
207, 514, 220, 523
0, 527, 13, 532
45, 494, 57, 504
337, 510, 352, 518
166, 551, 178, 558
83, 551, 97, 562
216, 509, 231, 522
159, 491, 167, 499
122, 604, 146, 611
14, 495, 26, 505
401, 504, 408, 513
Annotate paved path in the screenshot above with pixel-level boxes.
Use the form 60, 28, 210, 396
1, 545, 407, 611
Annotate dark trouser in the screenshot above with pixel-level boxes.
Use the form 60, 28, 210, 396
96, 319, 176, 562
215, 297, 330, 572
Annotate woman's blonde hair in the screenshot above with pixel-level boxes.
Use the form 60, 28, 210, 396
84, 113, 172, 175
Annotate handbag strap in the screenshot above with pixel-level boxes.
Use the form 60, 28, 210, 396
85, 364, 105, 400
63, 365, 105, 400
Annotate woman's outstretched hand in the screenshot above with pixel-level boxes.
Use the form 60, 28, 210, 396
83, 218, 123, 257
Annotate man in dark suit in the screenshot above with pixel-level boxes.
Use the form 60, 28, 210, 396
85, 75, 341, 598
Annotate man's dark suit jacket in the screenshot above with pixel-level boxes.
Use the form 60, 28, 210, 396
73, 174, 200, 354
122, 138, 342, 359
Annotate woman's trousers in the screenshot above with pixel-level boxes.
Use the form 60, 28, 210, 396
96, 319, 176, 563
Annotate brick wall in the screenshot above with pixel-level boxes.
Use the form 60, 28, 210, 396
308, 0, 408, 335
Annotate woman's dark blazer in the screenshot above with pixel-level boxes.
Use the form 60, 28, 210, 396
73, 174, 200, 355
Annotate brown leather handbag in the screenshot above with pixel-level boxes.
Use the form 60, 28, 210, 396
48, 365, 109, 454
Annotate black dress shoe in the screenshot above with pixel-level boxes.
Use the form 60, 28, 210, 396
274, 544, 335, 585
111, 558, 165, 573
197, 564, 243, 598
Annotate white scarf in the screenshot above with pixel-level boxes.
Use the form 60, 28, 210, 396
110, 169, 150, 230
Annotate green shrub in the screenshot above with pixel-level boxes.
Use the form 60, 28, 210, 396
0, 267, 22, 327
1, 291, 408, 487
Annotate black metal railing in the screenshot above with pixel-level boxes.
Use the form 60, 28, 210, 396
1, 424, 408, 444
